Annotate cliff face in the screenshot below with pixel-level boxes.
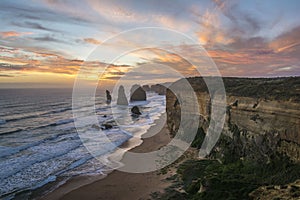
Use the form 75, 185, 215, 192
166, 77, 300, 162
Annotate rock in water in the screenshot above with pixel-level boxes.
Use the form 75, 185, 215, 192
101, 123, 113, 130
106, 90, 112, 104
130, 84, 146, 101
117, 85, 128, 105
91, 124, 101, 130
131, 106, 141, 115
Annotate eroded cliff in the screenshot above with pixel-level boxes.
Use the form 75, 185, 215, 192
161, 77, 300, 199
166, 77, 300, 162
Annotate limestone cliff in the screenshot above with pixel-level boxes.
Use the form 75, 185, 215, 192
166, 77, 300, 162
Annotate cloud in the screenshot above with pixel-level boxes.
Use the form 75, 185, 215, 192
108, 71, 126, 76
0, 31, 21, 38
83, 38, 101, 45
211, 0, 263, 36
40, 0, 97, 23
1, 0, 299, 81
194, 9, 233, 46
87, 0, 138, 23
0, 74, 14, 77
193, 0, 266, 47
30, 35, 67, 44
138, 25, 300, 77
0, 45, 132, 78
135, 48, 200, 77
40, 0, 193, 31
0, 31, 32, 38
1, 1, 92, 26
0, 46, 18, 53
11, 21, 59, 32
269, 26, 300, 54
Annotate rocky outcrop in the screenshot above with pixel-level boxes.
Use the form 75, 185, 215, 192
166, 77, 300, 162
131, 106, 141, 116
117, 85, 128, 105
92, 123, 113, 130
157, 77, 300, 200
130, 84, 146, 101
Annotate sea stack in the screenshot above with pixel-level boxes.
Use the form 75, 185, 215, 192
130, 84, 146, 101
150, 84, 166, 95
117, 85, 128, 105
106, 90, 112, 104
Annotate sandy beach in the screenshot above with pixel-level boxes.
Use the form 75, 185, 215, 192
40, 116, 174, 200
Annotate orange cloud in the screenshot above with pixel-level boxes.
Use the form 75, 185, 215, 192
275, 42, 300, 53
269, 26, 300, 54
142, 48, 200, 77
83, 38, 102, 45
139, 37, 300, 78
87, 0, 140, 23
0, 31, 32, 38
0, 46, 132, 79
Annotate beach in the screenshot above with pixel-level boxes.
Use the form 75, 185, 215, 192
40, 115, 174, 200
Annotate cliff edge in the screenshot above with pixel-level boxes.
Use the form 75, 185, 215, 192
161, 77, 300, 199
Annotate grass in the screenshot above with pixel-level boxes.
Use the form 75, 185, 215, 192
158, 154, 300, 200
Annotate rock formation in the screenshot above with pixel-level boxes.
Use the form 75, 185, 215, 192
92, 123, 113, 130
150, 84, 167, 95
105, 90, 112, 104
117, 85, 128, 105
131, 106, 141, 116
101, 123, 113, 130
130, 84, 146, 101
159, 76, 300, 200
166, 77, 300, 162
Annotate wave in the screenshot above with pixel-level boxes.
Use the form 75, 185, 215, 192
55, 118, 74, 125
0, 128, 25, 136
0, 132, 77, 158
0, 117, 75, 136
5, 114, 36, 123
46, 107, 72, 115
0, 137, 81, 180
0, 129, 132, 198
0, 155, 95, 199
4, 107, 72, 124
0, 119, 6, 125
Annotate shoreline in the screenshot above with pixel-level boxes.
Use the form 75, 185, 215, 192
38, 112, 173, 200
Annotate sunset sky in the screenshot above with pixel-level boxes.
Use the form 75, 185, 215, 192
0, 0, 300, 88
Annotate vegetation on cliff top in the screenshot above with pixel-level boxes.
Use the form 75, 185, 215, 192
181, 76, 300, 102
158, 154, 300, 200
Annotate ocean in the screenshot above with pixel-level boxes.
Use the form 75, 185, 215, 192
0, 88, 165, 199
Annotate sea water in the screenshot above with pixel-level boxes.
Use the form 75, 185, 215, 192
0, 88, 165, 199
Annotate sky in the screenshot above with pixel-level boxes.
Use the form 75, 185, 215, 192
0, 0, 300, 88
